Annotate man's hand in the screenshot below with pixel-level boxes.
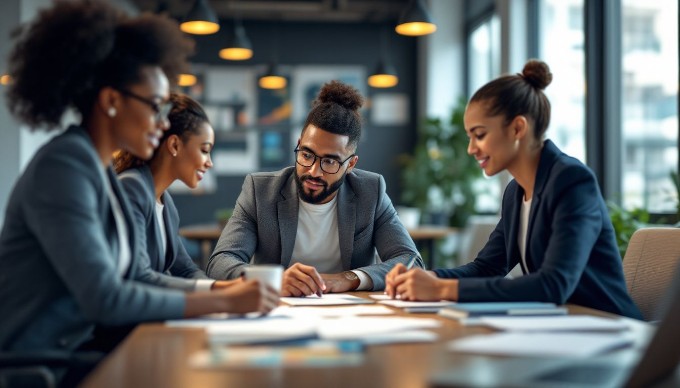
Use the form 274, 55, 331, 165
320, 271, 361, 293
392, 268, 458, 301
281, 263, 326, 297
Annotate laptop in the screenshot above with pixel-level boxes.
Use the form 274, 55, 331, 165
430, 265, 680, 388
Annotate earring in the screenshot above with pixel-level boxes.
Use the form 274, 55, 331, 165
107, 107, 116, 118
172, 153, 177, 157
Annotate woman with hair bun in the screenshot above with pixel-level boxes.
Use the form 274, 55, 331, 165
114, 92, 241, 290
0, 0, 279, 374
386, 60, 642, 319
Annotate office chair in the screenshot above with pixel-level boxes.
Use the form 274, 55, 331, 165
0, 350, 103, 388
622, 227, 680, 321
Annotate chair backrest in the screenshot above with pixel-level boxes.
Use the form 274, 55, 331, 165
622, 227, 680, 321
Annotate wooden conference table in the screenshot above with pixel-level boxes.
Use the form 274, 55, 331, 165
179, 223, 457, 270
80, 293, 652, 388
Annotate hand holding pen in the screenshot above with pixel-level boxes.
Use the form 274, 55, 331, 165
384, 253, 420, 299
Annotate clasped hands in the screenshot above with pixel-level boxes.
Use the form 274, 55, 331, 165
384, 263, 459, 301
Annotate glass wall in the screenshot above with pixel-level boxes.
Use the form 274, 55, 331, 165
621, 0, 678, 212
467, 15, 502, 213
539, 0, 586, 163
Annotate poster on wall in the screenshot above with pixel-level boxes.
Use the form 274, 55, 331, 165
290, 65, 366, 126
200, 65, 257, 131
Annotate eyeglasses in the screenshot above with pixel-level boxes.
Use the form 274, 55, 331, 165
118, 89, 172, 123
294, 147, 354, 174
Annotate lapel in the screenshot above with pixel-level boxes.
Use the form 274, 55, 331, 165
506, 182, 525, 273
160, 191, 175, 271
524, 140, 560, 273
278, 173, 299, 267
106, 167, 137, 278
336, 181, 356, 271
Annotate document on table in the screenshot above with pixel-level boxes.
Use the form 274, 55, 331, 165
478, 315, 631, 332
448, 332, 634, 357
316, 316, 441, 341
270, 305, 395, 318
166, 317, 319, 344
375, 299, 457, 313
281, 293, 374, 306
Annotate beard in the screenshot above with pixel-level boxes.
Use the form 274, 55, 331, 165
295, 169, 348, 204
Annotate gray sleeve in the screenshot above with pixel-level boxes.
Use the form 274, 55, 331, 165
357, 175, 422, 290
119, 173, 199, 292
206, 174, 257, 279
27, 152, 185, 325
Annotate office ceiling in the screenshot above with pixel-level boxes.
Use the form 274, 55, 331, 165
130, 0, 411, 23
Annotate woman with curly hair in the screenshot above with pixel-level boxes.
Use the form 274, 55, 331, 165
385, 60, 642, 319
0, 0, 279, 373
113, 93, 238, 291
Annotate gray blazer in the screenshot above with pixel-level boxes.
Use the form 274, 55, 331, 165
0, 126, 185, 352
118, 165, 210, 290
206, 166, 421, 290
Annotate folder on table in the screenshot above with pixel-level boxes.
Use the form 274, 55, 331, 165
437, 302, 567, 320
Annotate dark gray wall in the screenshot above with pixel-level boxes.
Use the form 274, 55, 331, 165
172, 20, 418, 226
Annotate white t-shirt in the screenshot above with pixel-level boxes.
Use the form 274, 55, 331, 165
290, 196, 370, 289
517, 196, 532, 275
155, 201, 167, 261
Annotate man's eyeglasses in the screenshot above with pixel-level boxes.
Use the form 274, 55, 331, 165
118, 89, 172, 123
294, 147, 354, 174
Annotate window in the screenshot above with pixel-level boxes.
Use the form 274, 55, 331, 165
539, 0, 586, 163
621, 0, 678, 212
467, 15, 502, 213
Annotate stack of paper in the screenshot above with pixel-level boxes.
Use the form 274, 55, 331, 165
478, 315, 631, 332
281, 293, 374, 306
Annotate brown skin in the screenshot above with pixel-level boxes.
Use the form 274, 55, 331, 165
280, 125, 370, 297
88, 65, 279, 316
384, 101, 543, 301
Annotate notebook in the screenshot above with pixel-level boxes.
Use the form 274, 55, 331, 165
437, 302, 567, 320
430, 264, 680, 387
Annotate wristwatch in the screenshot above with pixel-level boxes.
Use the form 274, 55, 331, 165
342, 271, 360, 289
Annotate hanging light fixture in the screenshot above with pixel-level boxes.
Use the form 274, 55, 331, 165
258, 63, 287, 89
180, 0, 220, 35
0, 74, 11, 86
368, 59, 398, 88
178, 73, 197, 87
219, 19, 253, 61
395, 0, 437, 36
368, 28, 399, 88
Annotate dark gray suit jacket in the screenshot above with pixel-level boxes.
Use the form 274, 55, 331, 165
118, 165, 210, 289
0, 126, 185, 352
206, 166, 421, 290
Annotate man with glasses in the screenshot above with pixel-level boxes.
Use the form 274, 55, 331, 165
207, 81, 422, 295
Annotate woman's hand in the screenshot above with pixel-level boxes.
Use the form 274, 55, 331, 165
391, 268, 458, 301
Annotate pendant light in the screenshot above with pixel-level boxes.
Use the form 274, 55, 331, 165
259, 63, 287, 89
368, 28, 399, 88
395, 0, 437, 36
219, 19, 253, 61
178, 73, 197, 87
180, 0, 220, 35
0, 74, 11, 85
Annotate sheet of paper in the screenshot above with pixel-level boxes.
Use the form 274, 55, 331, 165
269, 305, 395, 318
360, 330, 438, 345
377, 299, 457, 309
281, 293, 374, 306
166, 317, 319, 344
479, 315, 631, 332
449, 332, 634, 357
317, 316, 441, 340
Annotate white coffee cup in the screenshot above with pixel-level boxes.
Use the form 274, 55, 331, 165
243, 264, 283, 292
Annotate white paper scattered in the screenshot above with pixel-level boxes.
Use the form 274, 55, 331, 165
449, 332, 634, 357
166, 317, 318, 344
269, 305, 395, 318
317, 317, 441, 340
281, 293, 374, 306
478, 315, 631, 332
377, 299, 457, 309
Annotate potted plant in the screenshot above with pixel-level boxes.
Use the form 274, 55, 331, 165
399, 97, 481, 227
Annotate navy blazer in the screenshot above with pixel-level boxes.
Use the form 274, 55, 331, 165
118, 165, 210, 285
0, 126, 185, 352
435, 140, 642, 319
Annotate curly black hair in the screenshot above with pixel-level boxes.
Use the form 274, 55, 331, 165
114, 92, 210, 173
6, 0, 194, 129
302, 80, 364, 150
469, 59, 553, 140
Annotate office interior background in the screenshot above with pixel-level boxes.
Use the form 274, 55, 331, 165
0, 0, 677, 266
